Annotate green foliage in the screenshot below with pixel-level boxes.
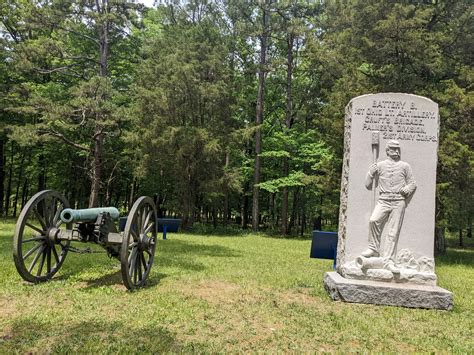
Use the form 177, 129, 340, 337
0, 221, 473, 352
260, 150, 291, 159
258, 171, 306, 193
0, 0, 470, 234
127, 4, 239, 224
310, 0, 473, 235
0, 0, 143, 208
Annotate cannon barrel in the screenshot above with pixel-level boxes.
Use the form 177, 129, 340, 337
356, 256, 385, 269
60, 207, 120, 223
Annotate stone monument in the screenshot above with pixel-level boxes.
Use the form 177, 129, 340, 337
324, 93, 453, 310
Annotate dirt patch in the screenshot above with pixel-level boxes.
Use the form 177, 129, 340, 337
180, 280, 242, 305
175, 309, 284, 352
0, 297, 17, 320
178, 281, 325, 314
276, 288, 320, 308
171, 281, 288, 350
0, 325, 13, 342
0, 297, 16, 343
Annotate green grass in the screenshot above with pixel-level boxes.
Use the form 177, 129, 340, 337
0, 220, 473, 353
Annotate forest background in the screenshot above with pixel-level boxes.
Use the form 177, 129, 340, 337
0, 0, 472, 251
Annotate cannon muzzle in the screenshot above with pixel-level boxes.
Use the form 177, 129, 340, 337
356, 256, 384, 269
60, 207, 120, 223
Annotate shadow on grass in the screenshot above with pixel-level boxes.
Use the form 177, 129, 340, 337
82, 269, 122, 288
184, 222, 337, 239
159, 239, 242, 258
3, 318, 203, 353
183, 226, 315, 241
6, 237, 240, 289
81, 269, 167, 290
436, 248, 474, 268
183, 225, 252, 237
51, 248, 118, 282
257, 233, 314, 241
154, 239, 243, 272
1, 233, 121, 286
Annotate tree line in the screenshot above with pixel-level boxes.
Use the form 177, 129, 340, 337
0, 0, 472, 246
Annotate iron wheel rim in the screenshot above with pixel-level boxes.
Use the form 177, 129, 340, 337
13, 190, 71, 283
120, 196, 157, 290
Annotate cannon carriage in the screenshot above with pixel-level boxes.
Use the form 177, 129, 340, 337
13, 190, 157, 290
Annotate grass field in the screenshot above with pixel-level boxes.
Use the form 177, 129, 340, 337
1, 219, 473, 353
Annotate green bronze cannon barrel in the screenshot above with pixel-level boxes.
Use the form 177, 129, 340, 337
60, 207, 120, 223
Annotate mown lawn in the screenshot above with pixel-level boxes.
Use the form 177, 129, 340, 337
0, 219, 473, 353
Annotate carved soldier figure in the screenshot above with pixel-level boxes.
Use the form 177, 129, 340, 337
361, 140, 417, 273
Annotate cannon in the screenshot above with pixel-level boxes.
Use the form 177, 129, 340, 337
13, 190, 157, 290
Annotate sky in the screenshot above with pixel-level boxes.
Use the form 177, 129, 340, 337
137, 0, 155, 8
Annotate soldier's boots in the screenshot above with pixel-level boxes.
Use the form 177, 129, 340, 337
360, 249, 379, 258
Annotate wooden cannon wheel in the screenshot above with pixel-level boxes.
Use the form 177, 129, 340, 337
13, 190, 71, 283
120, 196, 157, 290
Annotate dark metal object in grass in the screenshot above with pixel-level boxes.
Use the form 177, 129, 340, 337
13, 190, 157, 290
118, 217, 181, 240
310, 230, 338, 269
157, 218, 182, 240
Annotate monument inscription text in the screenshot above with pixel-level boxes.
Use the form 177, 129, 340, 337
355, 100, 437, 143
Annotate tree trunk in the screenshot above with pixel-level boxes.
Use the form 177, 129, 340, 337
252, 132, 262, 230
192, 181, 199, 226
155, 194, 165, 218
223, 193, 229, 226
37, 152, 46, 192
288, 186, 300, 233
252, 0, 271, 232
313, 215, 322, 231
5, 142, 14, 217
89, 130, 103, 207
468, 216, 472, 238
128, 178, 136, 211
459, 228, 464, 248
241, 186, 249, 229
105, 180, 112, 205
13, 152, 26, 217
434, 227, 446, 256
434, 194, 446, 255
104, 163, 118, 206
0, 136, 4, 216
182, 168, 196, 230
21, 177, 29, 210
281, 161, 289, 234
114, 190, 121, 210
183, 192, 191, 228
281, 31, 294, 236
99, 5, 109, 78
268, 192, 275, 230
300, 187, 306, 237
124, 179, 130, 210
66, 154, 74, 207
212, 208, 218, 228
89, 0, 110, 208
223, 151, 230, 226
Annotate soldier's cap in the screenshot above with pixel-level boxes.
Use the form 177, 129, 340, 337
386, 140, 400, 149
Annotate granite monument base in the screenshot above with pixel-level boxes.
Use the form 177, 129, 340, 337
324, 272, 453, 310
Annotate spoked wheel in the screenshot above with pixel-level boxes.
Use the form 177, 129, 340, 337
121, 196, 157, 290
13, 190, 71, 283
